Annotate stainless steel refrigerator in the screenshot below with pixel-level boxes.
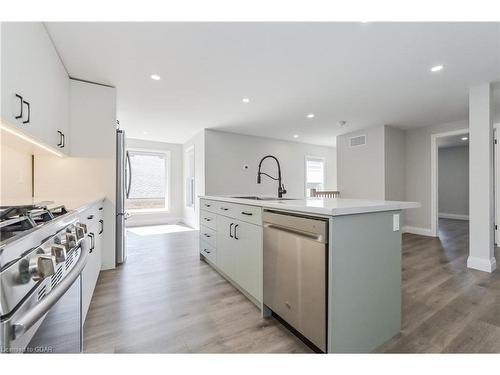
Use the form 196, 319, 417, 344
116, 128, 130, 265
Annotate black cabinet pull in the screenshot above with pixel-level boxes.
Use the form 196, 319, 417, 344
204, 233, 211, 238
99, 219, 104, 234
220, 207, 229, 211
234, 224, 239, 240
205, 204, 211, 208
87, 215, 94, 220
204, 249, 211, 254
241, 211, 253, 216
22, 101, 30, 124
99, 207, 103, 210
15, 94, 23, 119
61, 132, 65, 148
57, 131, 63, 147
204, 218, 211, 222
229, 223, 234, 238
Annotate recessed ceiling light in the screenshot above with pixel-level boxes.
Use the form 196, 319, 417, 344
307, 113, 315, 119
461, 137, 468, 141
242, 98, 250, 103
150, 74, 161, 80
143, 131, 148, 135
430, 65, 444, 72
293, 134, 299, 139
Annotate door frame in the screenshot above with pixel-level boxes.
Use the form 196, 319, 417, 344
430, 128, 469, 237
494, 123, 500, 245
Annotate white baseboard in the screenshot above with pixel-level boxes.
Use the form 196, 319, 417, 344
402, 226, 435, 237
467, 256, 497, 273
439, 212, 469, 221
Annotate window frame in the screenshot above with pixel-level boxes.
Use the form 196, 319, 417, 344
304, 155, 326, 198
184, 145, 195, 210
125, 147, 171, 213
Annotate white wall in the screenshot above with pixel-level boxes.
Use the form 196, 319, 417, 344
337, 125, 385, 200
404, 119, 468, 232
125, 138, 183, 227
182, 130, 205, 229
204, 130, 336, 198
385, 126, 406, 201
438, 146, 469, 219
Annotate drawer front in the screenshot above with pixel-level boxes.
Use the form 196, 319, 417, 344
200, 225, 216, 247
200, 240, 216, 264
200, 199, 218, 214
200, 210, 216, 230
233, 204, 262, 226
215, 201, 235, 217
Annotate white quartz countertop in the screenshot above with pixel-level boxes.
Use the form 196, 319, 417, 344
200, 195, 420, 216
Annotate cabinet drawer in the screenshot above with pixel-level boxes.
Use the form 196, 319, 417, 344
200, 240, 216, 264
200, 225, 216, 247
200, 210, 216, 230
200, 199, 218, 214
233, 204, 262, 226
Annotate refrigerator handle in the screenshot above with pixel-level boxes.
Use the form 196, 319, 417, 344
126, 150, 132, 199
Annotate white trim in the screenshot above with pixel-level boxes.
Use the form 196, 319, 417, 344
402, 226, 435, 237
467, 255, 497, 273
430, 128, 469, 237
438, 213, 469, 220
494, 123, 500, 245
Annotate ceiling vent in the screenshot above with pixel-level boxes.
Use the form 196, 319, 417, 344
349, 135, 366, 147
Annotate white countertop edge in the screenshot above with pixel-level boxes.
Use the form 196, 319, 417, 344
200, 195, 420, 216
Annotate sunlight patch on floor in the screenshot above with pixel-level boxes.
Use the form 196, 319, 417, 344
128, 224, 195, 236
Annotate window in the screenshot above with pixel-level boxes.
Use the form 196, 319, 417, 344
185, 146, 195, 208
305, 156, 325, 197
126, 149, 169, 211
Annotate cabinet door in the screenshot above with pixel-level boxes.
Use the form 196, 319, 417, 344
216, 215, 237, 280
234, 220, 263, 302
1, 22, 70, 154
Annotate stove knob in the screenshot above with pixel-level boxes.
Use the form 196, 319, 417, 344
75, 223, 87, 239
66, 233, 77, 248
51, 245, 67, 263
29, 255, 56, 281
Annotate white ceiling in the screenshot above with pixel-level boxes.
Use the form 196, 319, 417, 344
45, 22, 500, 146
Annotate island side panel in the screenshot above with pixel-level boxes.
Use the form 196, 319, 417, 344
328, 210, 402, 353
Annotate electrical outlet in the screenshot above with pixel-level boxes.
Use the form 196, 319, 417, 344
393, 213, 400, 231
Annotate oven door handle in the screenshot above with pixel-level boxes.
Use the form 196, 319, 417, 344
11, 239, 91, 340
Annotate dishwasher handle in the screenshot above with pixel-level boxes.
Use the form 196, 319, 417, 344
263, 223, 327, 243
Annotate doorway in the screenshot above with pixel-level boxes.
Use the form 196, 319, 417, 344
430, 129, 469, 237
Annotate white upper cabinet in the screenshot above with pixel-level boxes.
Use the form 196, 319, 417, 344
1, 22, 70, 154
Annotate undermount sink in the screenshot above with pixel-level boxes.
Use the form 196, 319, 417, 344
231, 196, 298, 201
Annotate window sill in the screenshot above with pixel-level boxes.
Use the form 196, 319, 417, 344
128, 208, 170, 214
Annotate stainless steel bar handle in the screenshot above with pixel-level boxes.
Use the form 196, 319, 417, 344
11, 239, 91, 339
126, 151, 132, 199
263, 223, 326, 243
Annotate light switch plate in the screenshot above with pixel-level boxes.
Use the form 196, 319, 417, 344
393, 213, 400, 231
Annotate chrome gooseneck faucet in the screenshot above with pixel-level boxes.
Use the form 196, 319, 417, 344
257, 155, 287, 198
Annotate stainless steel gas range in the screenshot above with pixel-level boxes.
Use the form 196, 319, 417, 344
0, 204, 90, 353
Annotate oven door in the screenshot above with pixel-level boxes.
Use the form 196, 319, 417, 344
25, 276, 82, 353
1, 240, 89, 354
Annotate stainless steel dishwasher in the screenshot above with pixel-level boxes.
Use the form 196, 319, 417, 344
263, 210, 328, 352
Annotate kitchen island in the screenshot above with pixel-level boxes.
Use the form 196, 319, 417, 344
198, 195, 419, 353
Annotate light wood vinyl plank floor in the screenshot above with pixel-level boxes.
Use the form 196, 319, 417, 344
84, 219, 500, 353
